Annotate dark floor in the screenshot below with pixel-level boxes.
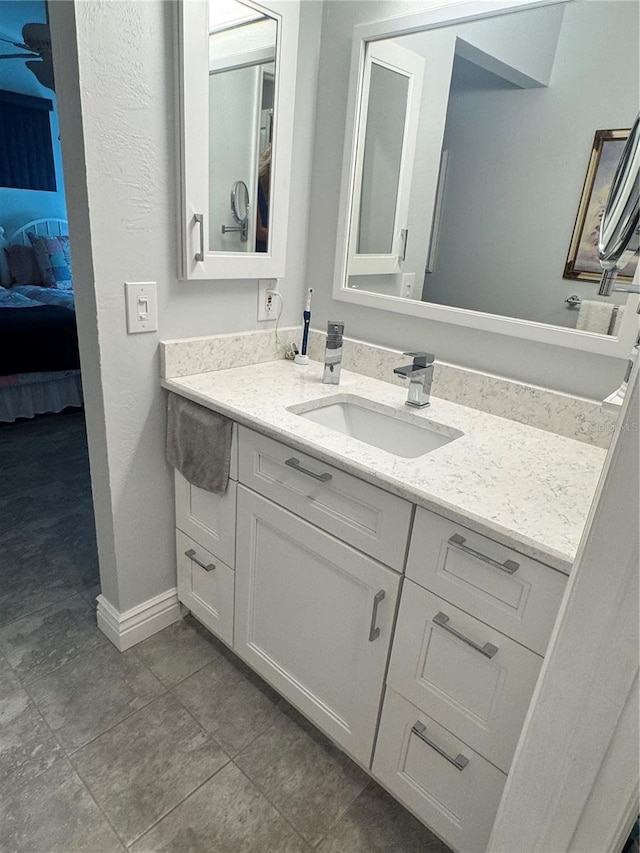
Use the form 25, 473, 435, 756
0, 411, 451, 853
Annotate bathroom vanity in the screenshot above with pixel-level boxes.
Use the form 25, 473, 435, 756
163, 358, 605, 853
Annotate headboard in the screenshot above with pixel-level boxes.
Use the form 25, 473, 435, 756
7, 218, 69, 246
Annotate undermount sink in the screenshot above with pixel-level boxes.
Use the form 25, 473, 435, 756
288, 395, 463, 458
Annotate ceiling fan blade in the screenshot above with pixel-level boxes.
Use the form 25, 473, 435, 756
22, 22, 51, 54
0, 34, 30, 51
0, 52, 38, 59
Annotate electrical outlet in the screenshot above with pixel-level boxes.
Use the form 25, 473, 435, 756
258, 279, 278, 321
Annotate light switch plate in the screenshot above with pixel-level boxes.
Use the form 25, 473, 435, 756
125, 282, 158, 333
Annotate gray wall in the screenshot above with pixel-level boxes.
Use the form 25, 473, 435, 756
50, 0, 321, 614
306, 0, 631, 399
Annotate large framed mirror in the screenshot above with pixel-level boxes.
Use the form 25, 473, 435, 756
178, 0, 299, 280
334, 0, 639, 355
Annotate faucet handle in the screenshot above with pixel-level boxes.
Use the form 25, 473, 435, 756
403, 352, 434, 367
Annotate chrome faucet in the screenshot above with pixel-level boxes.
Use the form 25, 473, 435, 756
394, 352, 434, 408
323, 321, 344, 385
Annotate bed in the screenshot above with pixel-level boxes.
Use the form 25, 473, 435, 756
0, 218, 83, 422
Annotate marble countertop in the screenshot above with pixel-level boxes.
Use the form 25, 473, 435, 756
162, 360, 607, 574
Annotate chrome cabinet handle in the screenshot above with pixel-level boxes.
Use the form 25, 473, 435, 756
400, 228, 409, 261
433, 611, 498, 659
448, 533, 519, 575
411, 722, 469, 771
368, 589, 385, 642
285, 457, 332, 483
194, 213, 204, 262
184, 548, 215, 572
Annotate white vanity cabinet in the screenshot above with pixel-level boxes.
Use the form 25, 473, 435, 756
174, 423, 410, 767
172, 416, 569, 851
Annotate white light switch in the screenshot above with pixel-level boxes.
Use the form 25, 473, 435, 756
125, 282, 158, 333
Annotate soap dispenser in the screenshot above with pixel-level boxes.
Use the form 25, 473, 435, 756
323, 321, 344, 385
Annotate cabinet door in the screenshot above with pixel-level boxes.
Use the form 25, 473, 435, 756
374, 688, 506, 853
177, 530, 234, 647
348, 40, 425, 277
178, 0, 299, 280
235, 485, 400, 766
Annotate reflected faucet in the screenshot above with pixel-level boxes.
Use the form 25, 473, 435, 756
394, 352, 434, 408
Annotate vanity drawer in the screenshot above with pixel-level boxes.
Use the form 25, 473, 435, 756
175, 473, 237, 568
406, 508, 567, 655
237, 426, 412, 570
388, 580, 542, 773
176, 530, 234, 647
374, 688, 506, 853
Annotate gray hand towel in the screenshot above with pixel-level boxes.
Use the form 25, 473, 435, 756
166, 392, 232, 495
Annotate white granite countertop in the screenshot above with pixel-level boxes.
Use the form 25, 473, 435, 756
162, 360, 607, 574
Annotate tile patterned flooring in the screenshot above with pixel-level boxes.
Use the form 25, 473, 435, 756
0, 412, 452, 852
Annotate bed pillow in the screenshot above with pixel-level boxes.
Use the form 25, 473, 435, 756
5, 244, 43, 286
28, 233, 73, 290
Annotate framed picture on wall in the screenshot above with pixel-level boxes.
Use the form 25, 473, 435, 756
563, 128, 638, 283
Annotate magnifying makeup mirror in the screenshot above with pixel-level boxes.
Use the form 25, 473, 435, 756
221, 179, 249, 242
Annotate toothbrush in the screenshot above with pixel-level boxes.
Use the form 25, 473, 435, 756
301, 288, 313, 356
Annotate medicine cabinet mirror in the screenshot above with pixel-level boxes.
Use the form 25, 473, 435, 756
178, 0, 299, 280
334, 0, 639, 355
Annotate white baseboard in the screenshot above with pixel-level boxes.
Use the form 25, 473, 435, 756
96, 588, 182, 651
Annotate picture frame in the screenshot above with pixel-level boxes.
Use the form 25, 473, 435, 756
564, 128, 638, 283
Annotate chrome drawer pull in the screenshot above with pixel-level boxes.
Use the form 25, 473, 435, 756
433, 611, 499, 659
368, 589, 385, 642
285, 457, 332, 482
448, 533, 519, 575
411, 722, 469, 771
184, 548, 216, 572
194, 213, 204, 262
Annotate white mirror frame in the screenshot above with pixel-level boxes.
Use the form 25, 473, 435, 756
333, 0, 639, 356
178, 0, 299, 280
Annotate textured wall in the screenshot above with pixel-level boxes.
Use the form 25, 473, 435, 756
50, 0, 321, 613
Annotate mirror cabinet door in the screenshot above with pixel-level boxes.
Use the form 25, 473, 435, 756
348, 42, 424, 278
179, 0, 299, 280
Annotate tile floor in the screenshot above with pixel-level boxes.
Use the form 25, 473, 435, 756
0, 411, 452, 852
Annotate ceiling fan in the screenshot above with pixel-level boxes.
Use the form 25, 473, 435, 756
0, 21, 55, 91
